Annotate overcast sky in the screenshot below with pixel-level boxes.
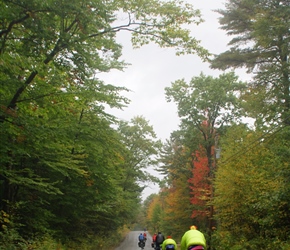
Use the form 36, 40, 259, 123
99, 0, 248, 199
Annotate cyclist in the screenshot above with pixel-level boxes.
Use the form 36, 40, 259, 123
180, 225, 206, 250
155, 231, 165, 250
138, 233, 145, 248
143, 231, 147, 241
152, 232, 157, 248
161, 236, 177, 250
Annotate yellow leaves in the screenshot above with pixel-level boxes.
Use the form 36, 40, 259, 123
86, 179, 94, 187
146, 195, 160, 221
213, 124, 289, 247
0, 210, 10, 230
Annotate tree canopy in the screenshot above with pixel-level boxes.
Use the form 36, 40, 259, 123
2, 0, 290, 249
211, 0, 290, 126
0, 0, 208, 248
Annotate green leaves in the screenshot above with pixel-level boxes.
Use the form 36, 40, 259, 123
165, 72, 246, 130
118, 116, 161, 192
0, 0, 213, 247
214, 124, 290, 248
211, 0, 290, 126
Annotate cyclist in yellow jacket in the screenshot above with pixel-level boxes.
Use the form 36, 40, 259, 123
180, 225, 206, 250
161, 236, 177, 250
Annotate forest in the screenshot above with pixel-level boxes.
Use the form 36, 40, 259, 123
0, 0, 289, 249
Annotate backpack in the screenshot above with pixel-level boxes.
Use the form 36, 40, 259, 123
156, 234, 164, 244
166, 244, 175, 250
139, 234, 144, 241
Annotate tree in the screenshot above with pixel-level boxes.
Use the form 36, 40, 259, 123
210, 3, 290, 246
0, 0, 207, 207
146, 194, 163, 233
0, 0, 209, 116
165, 72, 246, 234
158, 137, 195, 239
165, 72, 246, 174
0, 0, 210, 246
161, 175, 194, 239
214, 124, 290, 249
117, 116, 161, 197
0, 88, 131, 242
189, 148, 210, 220
211, 0, 290, 126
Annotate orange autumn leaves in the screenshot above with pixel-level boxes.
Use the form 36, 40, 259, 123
189, 149, 211, 219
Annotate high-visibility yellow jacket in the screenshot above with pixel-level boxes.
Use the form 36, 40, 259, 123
180, 229, 206, 250
161, 238, 177, 250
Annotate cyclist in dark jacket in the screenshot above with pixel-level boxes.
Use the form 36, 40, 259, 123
155, 232, 165, 250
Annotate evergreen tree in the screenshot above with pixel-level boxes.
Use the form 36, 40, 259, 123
211, 0, 290, 126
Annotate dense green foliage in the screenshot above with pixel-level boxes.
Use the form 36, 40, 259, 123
0, 0, 206, 248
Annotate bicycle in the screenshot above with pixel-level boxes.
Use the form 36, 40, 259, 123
154, 244, 161, 250
138, 240, 145, 249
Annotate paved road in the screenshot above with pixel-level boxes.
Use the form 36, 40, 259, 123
114, 231, 153, 250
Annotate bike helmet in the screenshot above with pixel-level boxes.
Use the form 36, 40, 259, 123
190, 225, 197, 230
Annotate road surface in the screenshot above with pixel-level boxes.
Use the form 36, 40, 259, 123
114, 231, 153, 250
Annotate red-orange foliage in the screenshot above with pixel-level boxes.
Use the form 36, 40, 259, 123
189, 148, 211, 219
